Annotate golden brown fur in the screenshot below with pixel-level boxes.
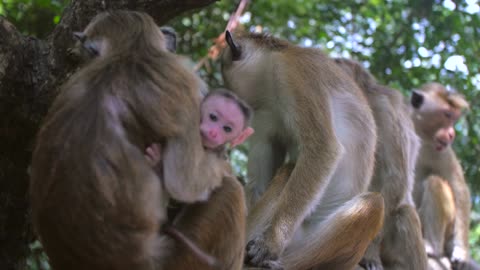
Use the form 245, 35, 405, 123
335, 58, 427, 270
163, 176, 246, 270
221, 31, 384, 270
410, 83, 477, 270
30, 11, 244, 270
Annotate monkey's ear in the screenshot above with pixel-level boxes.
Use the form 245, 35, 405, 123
161, 26, 177, 53
230, 127, 254, 148
225, 30, 241, 61
411, 90, 424, 109
73, 31, 86, 42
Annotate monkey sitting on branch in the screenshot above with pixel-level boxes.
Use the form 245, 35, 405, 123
221, 30, 385, 270
410, 82, 479, 270
30, 10, 246, 270
335, 58, 428, 270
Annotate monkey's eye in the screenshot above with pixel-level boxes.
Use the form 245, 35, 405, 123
223, 126, 232, 133
444, 111, 453, 119
209, 113, 218, 122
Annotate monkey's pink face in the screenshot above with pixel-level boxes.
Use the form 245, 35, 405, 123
411, 90, 461, 152
200, 95, 246, 149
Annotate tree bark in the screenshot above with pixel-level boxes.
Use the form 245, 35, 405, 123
0, 0, 217, 269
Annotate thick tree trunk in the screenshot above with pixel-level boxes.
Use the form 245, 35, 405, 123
0, 0, 217, 269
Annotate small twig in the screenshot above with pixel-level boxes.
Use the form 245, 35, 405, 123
194, 0, 250, 71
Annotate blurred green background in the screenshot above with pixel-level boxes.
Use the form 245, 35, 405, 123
2, 0, 478, 267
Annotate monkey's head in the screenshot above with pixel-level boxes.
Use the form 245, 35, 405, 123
410, 82, 469, 151
220, 30, 289, 104
72, 10, 176, 61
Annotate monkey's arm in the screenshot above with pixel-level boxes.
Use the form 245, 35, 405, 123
162, 135, 227, 203
266, 146, 342, 252
253, 100, 343, 257
448, 167, 471, 262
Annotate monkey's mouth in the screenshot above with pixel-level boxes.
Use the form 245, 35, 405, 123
201, 133, 219, 149
434, 140, 449, 151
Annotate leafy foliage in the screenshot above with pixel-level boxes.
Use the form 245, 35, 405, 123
3, 0, 479, 264
0, 0, 67, 38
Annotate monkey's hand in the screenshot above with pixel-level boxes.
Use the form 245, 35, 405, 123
359, 257, 384, 270
145, 143, 162, 166
451, 246, 468, 265
245, 235, 284, 270
425, 241, 442, 258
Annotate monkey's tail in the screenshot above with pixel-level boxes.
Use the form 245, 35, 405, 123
162, 224, 221, 269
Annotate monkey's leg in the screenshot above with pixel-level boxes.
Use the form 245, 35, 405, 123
418, 176, 455, 258
247, 163, 294, 240
381, 204, 428, 270
279, 192, 385, 270
163, 176, 246, 270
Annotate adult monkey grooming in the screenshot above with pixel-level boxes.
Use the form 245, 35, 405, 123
410, 83, 478, 270
30, 10, 245, 270
335, 58, 427, 270
222, 31, 385, 270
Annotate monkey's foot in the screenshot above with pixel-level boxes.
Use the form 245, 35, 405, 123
245, 236, 283, 270
359, 258, 384, 270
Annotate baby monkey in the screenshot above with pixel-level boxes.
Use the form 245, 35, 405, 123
146, 88, 254, 163
144, 88, 253, 268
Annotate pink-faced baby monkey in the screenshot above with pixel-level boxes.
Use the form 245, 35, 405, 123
200, 88, 254, 154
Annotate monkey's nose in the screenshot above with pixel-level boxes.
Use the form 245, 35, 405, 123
209, 130, 217, 139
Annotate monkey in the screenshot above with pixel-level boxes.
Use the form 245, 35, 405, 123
77, 14, 239, 266
29, 10, 245, 270
334, 58, 428, 270
410, 82, 478, 270
221, 30, 385, 270
146, 88, 254, 269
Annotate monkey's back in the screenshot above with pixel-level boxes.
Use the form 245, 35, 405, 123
29, 53, 197, 270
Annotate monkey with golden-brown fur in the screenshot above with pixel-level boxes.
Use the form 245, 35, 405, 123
30, 10, 245, 270
410, 82, 479, 270
221, 31, 385, 270
334, 58, 428, 270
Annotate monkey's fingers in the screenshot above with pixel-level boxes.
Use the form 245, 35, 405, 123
145, 143, 162, 166
359, 258, 384, 270
245, 237, 282, 269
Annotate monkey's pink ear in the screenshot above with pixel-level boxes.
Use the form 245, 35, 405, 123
230, 127, 254, 148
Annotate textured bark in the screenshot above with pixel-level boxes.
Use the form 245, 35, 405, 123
0, 0, 217, 269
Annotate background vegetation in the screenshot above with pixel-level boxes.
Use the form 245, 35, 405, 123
1, 0, 478, 266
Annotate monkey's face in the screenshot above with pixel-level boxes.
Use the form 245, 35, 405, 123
200, 95, 246, 149
411, 89, 462, 151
